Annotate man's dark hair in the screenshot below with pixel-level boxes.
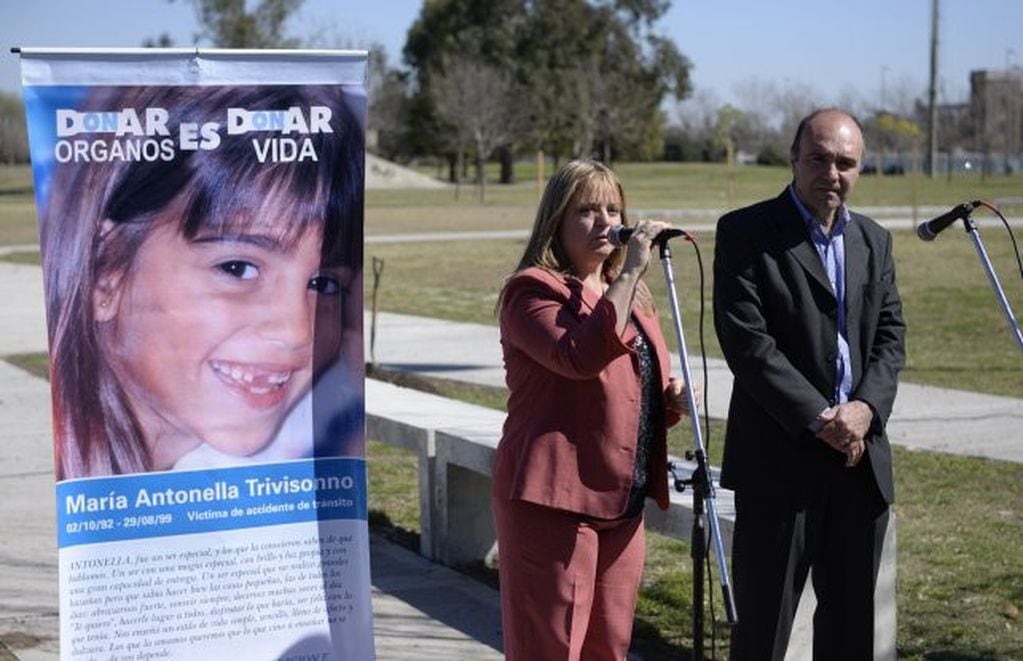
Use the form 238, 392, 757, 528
789, 107, 864, 157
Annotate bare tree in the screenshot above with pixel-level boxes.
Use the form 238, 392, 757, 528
577, 56, 657, 164
366, 49, 411, 160
431, 59, 528, 202
673, 88, 721, 133
768, 81, 819, 142
731, 77, 819, 139
884, 74, 925, 117
186, 0, 303, 48
835, 85, 870, 119
0, 92, 29, 164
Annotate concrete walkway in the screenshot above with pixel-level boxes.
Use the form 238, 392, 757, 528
366, 310, 1023, 464
1, 243, 1021, 658
363, 214, 1023, 245
0, 261, 503, 659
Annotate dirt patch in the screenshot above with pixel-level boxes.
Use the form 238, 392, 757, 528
366, 154, 449, 190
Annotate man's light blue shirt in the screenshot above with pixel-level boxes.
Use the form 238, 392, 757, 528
788, 184, 853, 406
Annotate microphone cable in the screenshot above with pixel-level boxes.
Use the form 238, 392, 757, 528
676, 229, 722, 657
975, 200, 1023, 282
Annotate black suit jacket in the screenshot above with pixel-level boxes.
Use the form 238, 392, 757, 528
713, 189, 906, 504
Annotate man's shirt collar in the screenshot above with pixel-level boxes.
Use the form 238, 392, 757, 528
788, 183, 850, 240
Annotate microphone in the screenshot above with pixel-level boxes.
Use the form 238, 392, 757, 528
608, 225, 687, 247
917, 201, 981, 241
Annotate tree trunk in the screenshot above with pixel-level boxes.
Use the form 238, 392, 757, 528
476, 141, 487, 204
499, 146, 515, 184
454, 149, 463, 201
536, 149, 545, 200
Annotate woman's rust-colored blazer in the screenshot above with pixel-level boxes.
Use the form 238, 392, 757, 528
494, 266, 680, 519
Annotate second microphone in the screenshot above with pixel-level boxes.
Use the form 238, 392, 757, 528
608, 225, 687, 247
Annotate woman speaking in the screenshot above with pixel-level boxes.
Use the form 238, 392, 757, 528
493, 159, 694, 659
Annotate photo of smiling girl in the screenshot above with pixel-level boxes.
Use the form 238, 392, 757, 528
39, 84, 365, 479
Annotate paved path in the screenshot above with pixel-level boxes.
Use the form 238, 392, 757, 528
0, 261, 46, 355
363, 214, 1023, 245
0, 261, 503, 659
0, 256, 1020, 462
365, 310, 1023, 464
0, 354, 502, 660
1, 238, 1021, 658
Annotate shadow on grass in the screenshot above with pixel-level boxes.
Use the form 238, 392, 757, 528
370, 499, 696, 658
366, 362, 508, 411
903, 366, 1023, 374
0, 251, 42, 266
0, 187, 34, 196
897, 649, 1004, 660
630, 617, 693, 659
3, 353, 49, 380
366, 363, 446, 394
367, 509, 420, 552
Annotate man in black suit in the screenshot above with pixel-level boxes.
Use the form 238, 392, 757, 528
714, 108, 906, 660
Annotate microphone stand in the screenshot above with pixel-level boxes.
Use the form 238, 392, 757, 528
960, 212, 1023, 352
655, 237, 737, 659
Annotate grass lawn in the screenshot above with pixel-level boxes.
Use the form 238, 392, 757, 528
2, 160, 1022, 657
409, 158, 1023, 212
365, 227, 1023, 398
359, 166, 1023, 657
363, 375, 1022, 659
6, 161, 1023, 243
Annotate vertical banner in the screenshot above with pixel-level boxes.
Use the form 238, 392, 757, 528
18, 49, 372, 660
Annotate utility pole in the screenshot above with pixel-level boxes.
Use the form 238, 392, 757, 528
926, 0, 940, 177
881, 65, 890, 113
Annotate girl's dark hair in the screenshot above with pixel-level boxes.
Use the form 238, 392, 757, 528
41, 85, 364, 479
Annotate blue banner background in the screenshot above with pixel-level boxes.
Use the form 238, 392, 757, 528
56, 457, 367, 548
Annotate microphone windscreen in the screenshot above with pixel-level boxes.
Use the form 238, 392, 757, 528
608, 225, 631, 247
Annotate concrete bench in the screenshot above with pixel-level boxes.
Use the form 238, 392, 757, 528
365, 378, 506, 560
432, 428, 733, 565
365, 377, 896, 659
366, 378, 731, 563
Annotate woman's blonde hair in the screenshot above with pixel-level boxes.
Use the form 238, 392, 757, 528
516, 159, 627, 275
503, 159, 652, 311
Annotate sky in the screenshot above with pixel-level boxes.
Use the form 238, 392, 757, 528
3, 0, 1022, 115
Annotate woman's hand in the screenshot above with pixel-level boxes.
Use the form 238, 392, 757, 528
620, 219, 675, 278
665, 377, 701, 417
605, 220, 676, 336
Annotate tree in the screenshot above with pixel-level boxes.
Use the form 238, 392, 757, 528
166, 0, 304, 48
402, 0, 692, 169
431, 59, 528, 202
574, 26, 688, 163
673, 89, 748, 162
726, 77, 820, 162
517, 1, 690, 163
403, 0, 526, 171
873, 112, 922, 172
366, 47, 412, 161
713, 104, 753, 166
0, 93, 29, 164
713, 104, 754, 206
142, 33, 175, 48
